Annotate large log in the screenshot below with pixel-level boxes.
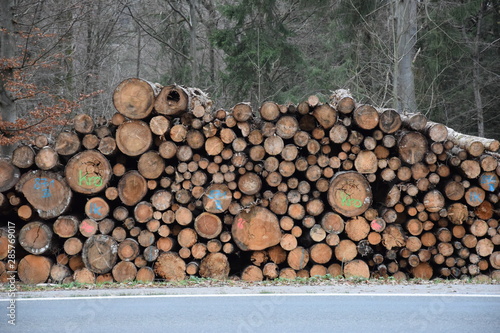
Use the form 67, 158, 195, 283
16, 170, 72, 219
113, 78, 161, 119
327, 171, 372, 217
154, 85, 189, 116
65, 150, 112, 194
18, 255, 52, 284
153, 251, 186, 281
231, 206, 281, 251
82, 235, 118, 274
199, 252, 230, 279
116, 120, 153, 156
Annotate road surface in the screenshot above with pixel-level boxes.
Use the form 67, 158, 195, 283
1, 284, 499, 332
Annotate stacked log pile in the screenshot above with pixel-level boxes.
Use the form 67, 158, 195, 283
1, 77, 500, 284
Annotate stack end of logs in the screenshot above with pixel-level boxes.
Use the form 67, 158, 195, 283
1, 80, 500, 285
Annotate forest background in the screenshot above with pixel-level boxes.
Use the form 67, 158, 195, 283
1, 0, 499, 157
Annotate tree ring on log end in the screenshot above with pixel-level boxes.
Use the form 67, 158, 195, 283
327, 171, 372, 217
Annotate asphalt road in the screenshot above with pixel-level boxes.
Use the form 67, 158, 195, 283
1, 287, 499, 333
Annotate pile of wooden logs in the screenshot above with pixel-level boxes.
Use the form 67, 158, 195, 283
1, 77, 500, 284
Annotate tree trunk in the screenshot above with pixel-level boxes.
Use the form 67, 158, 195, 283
393, 0, 418, 113
0, 0, 17, 158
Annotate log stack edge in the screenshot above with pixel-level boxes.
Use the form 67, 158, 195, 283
1, 78, 500, 284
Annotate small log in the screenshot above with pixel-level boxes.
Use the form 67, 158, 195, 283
335, 239, 357, 262
50, 264, 72, 283
312, 104, 337, 129
310, 243, 333, 264
53, 216, 79, 238
134, 266, 154, 283
73, 268, 96, 284
194, 212, 223, 239
354, 151, 378, 174
378, 109, 402, 134
203, 184, 232, 213
65, 150, 112, 194
112, 261, 137, 283
118, 171, 148, 206
84, 197, 109, 221
118, 238, 140, 262
345, 216, 370, 241
134, 201, 153, 223
353, 104, 379, 130
423, 190, 445, 213
143, 246, 160, 262
232, 103, 253, 122
464, 186, 485, 207
412, 262, 433, 280
260, 101, 280, 121
64, 237, 83, 256
19, 221, 53, 255
287, 246, 310, 270
330, 89, 355, 114
276, 116, 299, 139
73, 114, 95, 134
241, 265, 264, 281
0, 159, 20, 192
382, 225, 405, 250
12, 144, 36, 168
